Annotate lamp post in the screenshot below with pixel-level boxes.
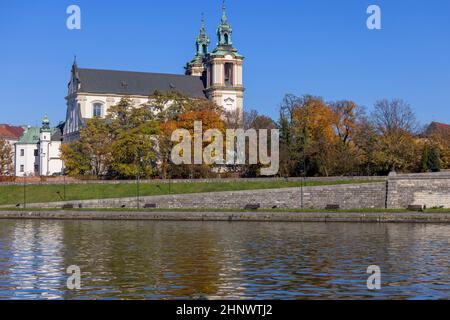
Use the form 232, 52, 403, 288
23, 150, 27, 209
136, 171, 140, 209
62, 162, 66, 201
136, 149, 143, 210
23, 174, 26, 209
301, 145, 307, 210
167, 166, 172, 195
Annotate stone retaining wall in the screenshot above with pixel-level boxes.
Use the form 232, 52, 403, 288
387, 172, 450, 209
21, 183, 387, 210
1, 210, 450, 223
9, 173, 450, 210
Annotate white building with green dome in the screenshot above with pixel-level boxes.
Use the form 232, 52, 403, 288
15, 117, 64, 177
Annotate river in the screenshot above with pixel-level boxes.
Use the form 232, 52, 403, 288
0, 220, 449, 300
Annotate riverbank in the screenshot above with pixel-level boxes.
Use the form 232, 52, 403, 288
0, 179, 378, 206
1, 210, 450, 223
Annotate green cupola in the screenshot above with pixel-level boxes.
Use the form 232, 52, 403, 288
196, 14, 210, 57
217, 0, 232, 46
185, 14, 211, 76
41, 115, 51, 132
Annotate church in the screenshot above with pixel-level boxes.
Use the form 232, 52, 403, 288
63, 1, 244, 142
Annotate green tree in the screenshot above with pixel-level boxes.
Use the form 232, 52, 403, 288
108, 98, 160, 178
60, 141, 91, 176
428, 147, 441, 172
60, 117, 112, 176
353, 118, 381, 175
421, 144, 430, 172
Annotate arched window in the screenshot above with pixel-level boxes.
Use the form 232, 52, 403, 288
224, 33, 229, 45
202, 44, 207, 55
93, 103, 103, 117
224, 63, 234, 86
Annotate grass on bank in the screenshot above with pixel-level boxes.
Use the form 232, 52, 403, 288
0, 179, 379, 206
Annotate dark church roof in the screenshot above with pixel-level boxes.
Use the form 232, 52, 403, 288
77, 68, 206, 99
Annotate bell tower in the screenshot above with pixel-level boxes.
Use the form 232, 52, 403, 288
39, 115, 52, 176
185, 14, 210, 77
205, 0, 244, 120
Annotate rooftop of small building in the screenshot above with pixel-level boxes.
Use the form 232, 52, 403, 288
16, 127, 41, 145
16, 126, 63, 145
0, 124, 26, 140
429, 122, 450, 128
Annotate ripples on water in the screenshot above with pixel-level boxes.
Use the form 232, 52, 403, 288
0, 220, 449, 300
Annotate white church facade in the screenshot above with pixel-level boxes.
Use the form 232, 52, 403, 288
64, 2, 244, 142
14, 117, 64, 177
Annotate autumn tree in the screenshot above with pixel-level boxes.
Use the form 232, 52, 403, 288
352, 117, 384, 175
329, 100, 364, 175
424, 123, 450, 170
0, 138, 14, 176
372, 99, 419, 135
148, 91, 226, 179
370, 99, 421, 173
172, 110, 226, 179
278, 111, 292, 177
290, 96, 337, 176
225, 109, 243, 130
60, 117, 112, 176
277, 94, 425, 177
151, 91, 224, 122
108, 98, 159, 178
241, 110, 277, 177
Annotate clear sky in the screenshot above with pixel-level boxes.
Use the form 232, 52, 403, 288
1, 0, 449, 127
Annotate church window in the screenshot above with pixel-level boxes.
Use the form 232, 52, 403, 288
224, 33, 229, 45
202, 44, 207, 55
76, 103, 81, 130
210, 67, 214, 86
20, 165, 24, 173
93, 103, 104, 117
20, 149, 24, 157
224, 63, 234, 86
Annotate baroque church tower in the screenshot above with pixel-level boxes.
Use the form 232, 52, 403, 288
64, 1, 244, 143
185, 14, 210, 77
186, 1, 244, 119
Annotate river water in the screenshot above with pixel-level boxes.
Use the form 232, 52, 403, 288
0, 219, 449, 300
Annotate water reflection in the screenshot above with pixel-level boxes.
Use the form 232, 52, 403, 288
0, 221, 65, 299
0, 220, 449, 300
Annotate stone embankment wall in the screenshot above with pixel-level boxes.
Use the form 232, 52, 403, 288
10, 172, 450, 210
2, 211, 450, 223
22, 183, 387, 210
386, 172, 450, 209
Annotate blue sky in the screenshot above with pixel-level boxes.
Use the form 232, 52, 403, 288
0, 0, 449, 127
